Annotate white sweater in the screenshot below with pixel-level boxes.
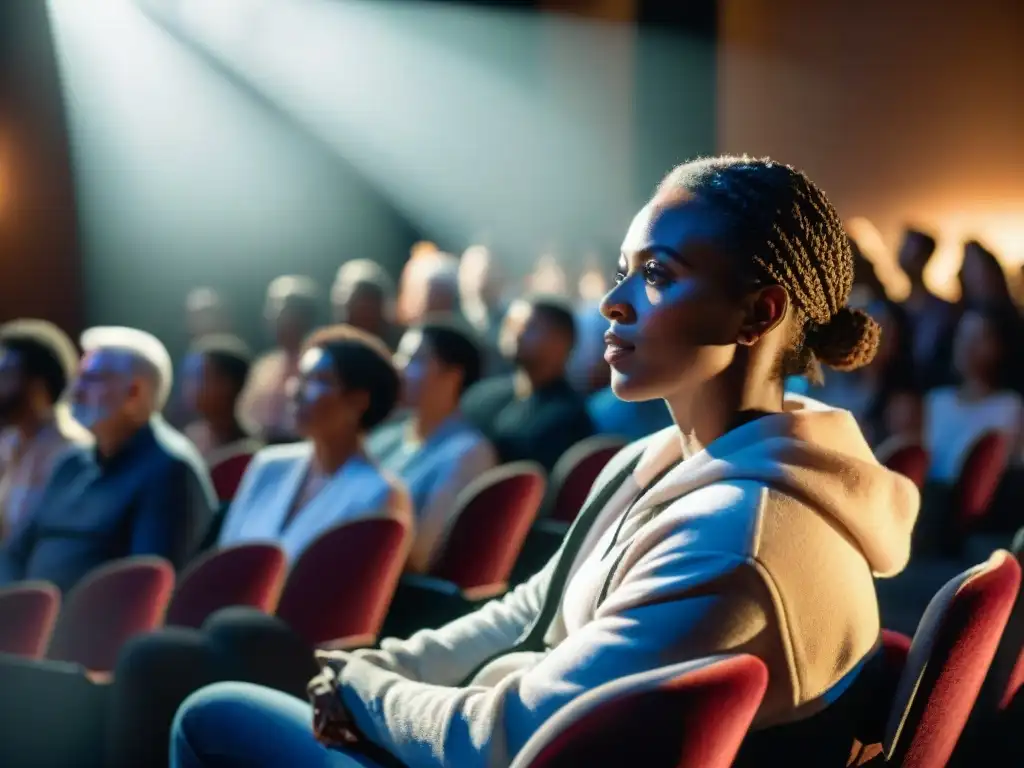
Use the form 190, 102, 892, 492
333, 395, 920, 768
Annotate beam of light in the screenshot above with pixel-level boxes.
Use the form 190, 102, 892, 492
46, 0, 415, 352
142, 0, 650, 277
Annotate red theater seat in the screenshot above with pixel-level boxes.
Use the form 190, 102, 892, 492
954, 431, 1010, 534
884, 550, 1020, 767
876, 437, 929, 490
47, 556, 176, 673
547, 436, 626, 525
164, 542, 287, 629
510, 655, 768, 768
209, 449, 258, 502
276, 517, 409, 649
430, 462, 546, 597
0, 581, 61, 658
385, 463, 546, 637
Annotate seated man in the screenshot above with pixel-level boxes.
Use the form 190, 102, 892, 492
368, 318, 496, 572
217, 325, 412, 562
0, 327, 216, 593
0, 320, 86, 537
181, 334, 262, 466
331, 260, 401, 350
461, 294, 594, 471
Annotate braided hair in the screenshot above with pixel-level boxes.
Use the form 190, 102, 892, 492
659, 156, 880, 382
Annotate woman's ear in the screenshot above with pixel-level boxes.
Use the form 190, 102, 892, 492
737, 284, 790, 346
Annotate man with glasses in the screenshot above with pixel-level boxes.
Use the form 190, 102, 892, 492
0, 326, 215, 592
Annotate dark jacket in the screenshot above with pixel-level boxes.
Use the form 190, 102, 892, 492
0, 418, 215, 593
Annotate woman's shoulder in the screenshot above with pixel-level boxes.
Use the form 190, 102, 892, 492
637, 480, 767, 559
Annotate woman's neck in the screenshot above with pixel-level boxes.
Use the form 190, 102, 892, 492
665, 371, 785, 459
959, 378, 997, 401
312, 432, 361, 476
411, 401, 457, 443
204, 413, 246, 448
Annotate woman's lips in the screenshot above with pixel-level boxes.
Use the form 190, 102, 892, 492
603, 331, 635, 366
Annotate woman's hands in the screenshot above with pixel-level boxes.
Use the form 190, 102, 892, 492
308, 662, 361, 749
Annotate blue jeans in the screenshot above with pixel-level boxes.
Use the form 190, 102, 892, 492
171, 682, 382, 767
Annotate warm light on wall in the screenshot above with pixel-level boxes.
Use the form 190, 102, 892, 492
0, 136, 6, 218
847, 217, 910, 300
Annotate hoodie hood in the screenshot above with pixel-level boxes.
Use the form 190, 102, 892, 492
630, 395, 919, 577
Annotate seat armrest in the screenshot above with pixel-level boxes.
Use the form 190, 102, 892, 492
382, 575, 475, 638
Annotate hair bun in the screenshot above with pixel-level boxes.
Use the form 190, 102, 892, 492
806, 307, 880, 372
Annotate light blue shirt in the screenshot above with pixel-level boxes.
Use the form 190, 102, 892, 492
368, 414, 496, 571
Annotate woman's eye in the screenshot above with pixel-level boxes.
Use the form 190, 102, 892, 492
642, 261, 670, 286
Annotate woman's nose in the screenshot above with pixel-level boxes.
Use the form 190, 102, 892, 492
599, 283, 635, 324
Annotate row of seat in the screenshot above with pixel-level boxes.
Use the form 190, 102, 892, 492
0, 436, 628, 672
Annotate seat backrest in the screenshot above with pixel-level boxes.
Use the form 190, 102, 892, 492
276, 517, 409, 647
0, 581, 61, 658
885, 550, 1021, 767
978, 534, 1024, 713
510, 655, 768, 768
209, 452, 256, 502
547, 436, 627, 524
431, 462, 546, 591
48, 556, 176, 671
164, 542, 288, 628
877, 438, 929, 490
956, 431, 1010, 528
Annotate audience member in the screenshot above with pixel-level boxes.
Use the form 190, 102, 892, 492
461, 294, 594, 471
331, 260, 400, 349
959, 240, 1024, 391
897, 227, 958, 389
459, 245, 510, 377
170, 156, 918, 768
239, 276, 319, 443
218, 325, 412, 561
181, 334, 261, 465
0, 320, 84, 537
810, 298, 920, 446
960, 239, 1017, 309
413, 253, 461, 324
369, 318, 496, 572
924, 305, 1024, 483
395, 243, 441, 326
0, 327, 215, 592
184, 288, 230, 342
848, 237, 887, 308
526, 252, 569, 295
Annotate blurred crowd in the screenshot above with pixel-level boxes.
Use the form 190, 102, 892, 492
2, 229, 1023, 595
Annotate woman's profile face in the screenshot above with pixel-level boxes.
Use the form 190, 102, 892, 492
290, 347, 363, 440
600, 193, 751, 402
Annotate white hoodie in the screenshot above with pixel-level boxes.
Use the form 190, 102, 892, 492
335, 395, 920, 768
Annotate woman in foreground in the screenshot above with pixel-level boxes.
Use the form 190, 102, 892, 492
171, 156, 919, 767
